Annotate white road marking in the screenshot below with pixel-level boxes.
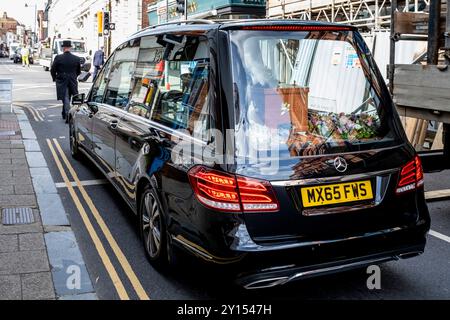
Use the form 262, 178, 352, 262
55, 179, 109, 188
429, 230, 450, 244
13, 85, 54, 91
425, 189, 450, 201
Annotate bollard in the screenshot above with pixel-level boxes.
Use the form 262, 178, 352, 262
0, 78, 13, 113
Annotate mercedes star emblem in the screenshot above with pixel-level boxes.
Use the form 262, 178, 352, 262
334, 157, 348, 173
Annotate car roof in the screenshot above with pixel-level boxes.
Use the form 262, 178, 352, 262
130, 19, 356, 40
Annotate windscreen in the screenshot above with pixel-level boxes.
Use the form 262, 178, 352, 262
58, 41, 86, 53
230, 29, 401, 160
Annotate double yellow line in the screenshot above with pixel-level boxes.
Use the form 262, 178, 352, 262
46, 138, 150, 300
17, 104, 45, 122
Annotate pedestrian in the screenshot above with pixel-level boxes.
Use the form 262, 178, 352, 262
92, 46, 105, 80
50, 40, 81, 123
21, 46, 30, 68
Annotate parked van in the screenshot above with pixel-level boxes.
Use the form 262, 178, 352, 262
9, 42, 19, 60
69, 20, 430, 289
40, 38, 91, 72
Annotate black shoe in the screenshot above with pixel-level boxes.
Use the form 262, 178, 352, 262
62, 113, 66, 120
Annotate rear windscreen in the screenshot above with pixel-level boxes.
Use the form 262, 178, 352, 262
230, 30, 402, 160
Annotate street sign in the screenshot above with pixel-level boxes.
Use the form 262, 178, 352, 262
109, 23, 116, 31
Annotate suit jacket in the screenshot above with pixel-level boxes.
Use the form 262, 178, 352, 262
93, 50, 105, 67
51, 52, 81, 100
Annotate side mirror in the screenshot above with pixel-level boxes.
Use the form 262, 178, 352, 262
72, 93, 86, 105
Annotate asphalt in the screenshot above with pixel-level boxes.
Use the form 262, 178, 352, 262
2, 58, 450, 300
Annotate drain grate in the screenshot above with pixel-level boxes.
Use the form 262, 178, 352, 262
2, 207, 35, 225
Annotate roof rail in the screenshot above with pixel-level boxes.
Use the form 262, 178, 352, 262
131, 19, 215, 37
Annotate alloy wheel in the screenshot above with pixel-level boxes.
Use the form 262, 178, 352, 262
142, 192, 162, 259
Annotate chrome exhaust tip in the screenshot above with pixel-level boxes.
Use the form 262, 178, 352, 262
243, 277, 290, 290
396, 251, 423, 260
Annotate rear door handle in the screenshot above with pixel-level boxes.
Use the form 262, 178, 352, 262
110, 119, 119, 130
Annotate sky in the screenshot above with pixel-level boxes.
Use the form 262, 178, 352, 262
0, 0, 46, 29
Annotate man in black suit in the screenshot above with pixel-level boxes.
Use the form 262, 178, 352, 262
51, 40, 81, 123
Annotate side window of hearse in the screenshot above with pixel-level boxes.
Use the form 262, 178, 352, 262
127, 34, 211, 136
104, 38, 140, 109
128, 36, 165, 118
90, 54, 114, 103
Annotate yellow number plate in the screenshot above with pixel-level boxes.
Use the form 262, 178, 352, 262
300, 181, 374, 208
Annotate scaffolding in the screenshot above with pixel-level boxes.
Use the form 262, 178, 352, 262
268, 0, 430, 31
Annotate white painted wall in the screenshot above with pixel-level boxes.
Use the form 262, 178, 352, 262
47, 0, 142, 55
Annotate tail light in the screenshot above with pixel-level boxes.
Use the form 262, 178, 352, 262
188, 166, 279, 213
396, 155, 424, 194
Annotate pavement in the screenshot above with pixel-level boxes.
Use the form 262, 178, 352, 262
0, 63, 96, 300
0, 58, 450, 300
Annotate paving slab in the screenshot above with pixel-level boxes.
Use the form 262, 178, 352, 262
26, 151, 47, 168
0, 194, 37, 207
0, 250, 50, 275
59, 293, 98, 300
32, 175, 57, 194
19, 233, 46, 251
0, 235, 18, 253
45, 231, 94, 297
23, 140, 41, 152
0, 275, 21, 300
21, 272, 56, 300
36, 193, 70, 226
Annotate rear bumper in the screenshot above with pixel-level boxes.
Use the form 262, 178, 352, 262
236, 244, 425, 289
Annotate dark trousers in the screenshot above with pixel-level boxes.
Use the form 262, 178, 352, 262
62, 89, 71, 119
93, 66, 101, 80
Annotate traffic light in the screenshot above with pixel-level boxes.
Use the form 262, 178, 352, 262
176, 0, 185, 16
97, 11, 103, 36
103, 11, 110, 33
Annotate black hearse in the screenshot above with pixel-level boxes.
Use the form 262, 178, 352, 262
70, 19, 430, 289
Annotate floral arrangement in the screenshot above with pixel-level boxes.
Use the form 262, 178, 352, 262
308, 112, 379, 141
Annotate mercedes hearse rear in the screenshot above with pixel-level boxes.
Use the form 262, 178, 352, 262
185, 21, 430, 289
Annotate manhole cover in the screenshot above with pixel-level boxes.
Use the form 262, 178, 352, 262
2, 207, 35, 225
0, 131, 16, 136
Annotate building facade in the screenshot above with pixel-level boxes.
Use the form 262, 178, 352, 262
0, 12, 20, 34
46, 0, 143, 55
147, 0, 266, 26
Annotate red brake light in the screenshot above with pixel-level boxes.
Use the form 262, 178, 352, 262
396, 155, 424, 194
188, 166, 279, 213
241, 25, 352, 32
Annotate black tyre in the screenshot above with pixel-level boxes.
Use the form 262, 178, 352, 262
69, 119, 81, 159
139, 186, 169, 269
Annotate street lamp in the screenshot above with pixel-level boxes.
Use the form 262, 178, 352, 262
25, 2, 37, 47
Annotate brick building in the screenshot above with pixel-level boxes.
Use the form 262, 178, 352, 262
142, 0, 157, 28
0, 12, 19, 34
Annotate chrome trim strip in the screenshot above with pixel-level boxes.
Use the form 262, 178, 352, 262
271, 168, 398, 187
232, 226, 404, 252
171, 235, 214, 261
